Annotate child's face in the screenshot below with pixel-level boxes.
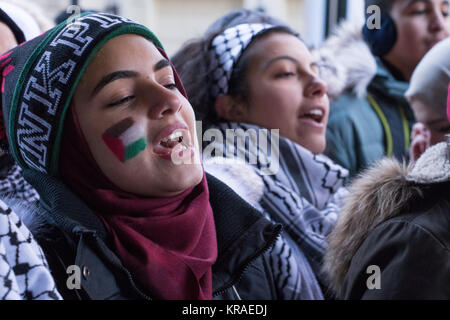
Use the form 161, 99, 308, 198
237, 33, 329, 154
386, 0, 450, 79
412, 98, 450, 145
72, 34, 203, 197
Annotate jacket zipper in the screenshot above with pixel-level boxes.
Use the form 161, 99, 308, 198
84, 232, 153, 300
80, 225, 281, 300
212, 225, 282, 298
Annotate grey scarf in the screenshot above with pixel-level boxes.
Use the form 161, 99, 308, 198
203, 122, 349, 281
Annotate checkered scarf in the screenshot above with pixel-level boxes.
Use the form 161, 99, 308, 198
208, 23, 276, 100
0, 200, 61, 299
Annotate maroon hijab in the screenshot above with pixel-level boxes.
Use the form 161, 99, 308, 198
58, 63, 218, 299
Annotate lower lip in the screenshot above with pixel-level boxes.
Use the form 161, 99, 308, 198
153, 143, 195, 161
298, 117, 325, 129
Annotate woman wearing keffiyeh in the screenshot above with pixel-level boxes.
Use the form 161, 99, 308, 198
172, 9, 349, 298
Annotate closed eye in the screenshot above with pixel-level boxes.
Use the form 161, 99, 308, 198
164, 83, 177, 90
108, 96, 135, 107
275, 72, 296, 79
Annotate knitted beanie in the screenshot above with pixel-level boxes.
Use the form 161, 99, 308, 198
406, 37, 450, 120
0, 12, 166, 176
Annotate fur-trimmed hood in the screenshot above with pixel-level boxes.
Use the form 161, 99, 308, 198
313, 21, 378, 100
324, 140, 450, 297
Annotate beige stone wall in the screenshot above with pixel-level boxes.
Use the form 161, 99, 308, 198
29, 0, 308, 55
122, 0, 243, 55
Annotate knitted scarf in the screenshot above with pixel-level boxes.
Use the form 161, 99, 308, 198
203, 122, 348, 279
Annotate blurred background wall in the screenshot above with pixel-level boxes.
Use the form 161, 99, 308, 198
31, 0, 365, 55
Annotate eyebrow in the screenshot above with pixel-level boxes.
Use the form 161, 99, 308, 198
263, 56, 300, 70
405, 0, 431, 7
91, 70, 139, 97
154, 59, 171, 72
403, 0, 450, 9
263, 55, 318, 72
91, 59, 172, 98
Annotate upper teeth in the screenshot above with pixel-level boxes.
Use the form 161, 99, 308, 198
307, 109, 323, 117
161, 131, 183, 143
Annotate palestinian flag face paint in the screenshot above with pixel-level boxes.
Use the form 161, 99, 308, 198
102, 117, 147, 163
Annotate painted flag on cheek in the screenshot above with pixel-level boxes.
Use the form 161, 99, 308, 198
102, 117, 147, 163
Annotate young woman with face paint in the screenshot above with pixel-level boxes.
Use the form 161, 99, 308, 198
0, 12, 328, 300
172, 9, 349, 298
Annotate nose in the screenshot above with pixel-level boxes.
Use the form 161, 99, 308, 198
429, 8, 449, 34
146, 84, 182, 119
304, 75, 328, 99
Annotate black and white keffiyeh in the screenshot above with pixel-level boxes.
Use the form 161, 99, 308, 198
209, 23, 275, 99
0, 200, 61, 300
0, 164, 39, 204
203, 122, 349, 282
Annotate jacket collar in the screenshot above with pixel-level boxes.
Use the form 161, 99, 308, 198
370, 57, 409, 100
206, 174, 282, 294
22, 169, 281, 297
406, 141, 450, 183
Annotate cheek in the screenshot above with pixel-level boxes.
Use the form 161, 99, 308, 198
101, 117, 147, 163
250, 85, 301, 120
397, 20, 427, 46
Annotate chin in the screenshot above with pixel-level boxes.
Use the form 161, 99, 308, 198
171, 163, 204, 190
295, 136, 326, 154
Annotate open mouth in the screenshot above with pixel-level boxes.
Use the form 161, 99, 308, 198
159, 131, 186, 149
300, 108, 325, 124
153, 125, 193, 160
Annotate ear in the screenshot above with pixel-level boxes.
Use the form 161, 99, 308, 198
214, 94, 248, 122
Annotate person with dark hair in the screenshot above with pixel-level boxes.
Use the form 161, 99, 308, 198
319, 0, 450, 179
0, 11, 321, 300
171, 9, 289, 125
172, 9, 349, 298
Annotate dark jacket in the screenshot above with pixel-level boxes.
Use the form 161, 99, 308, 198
20, 170, 283, 300
324, 142, 450, 299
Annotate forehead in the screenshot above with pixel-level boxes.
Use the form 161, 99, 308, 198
395, 0, 448, 9
74, 34, 166, 99
245, 32, 310, 64
88, 34, 163, 74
